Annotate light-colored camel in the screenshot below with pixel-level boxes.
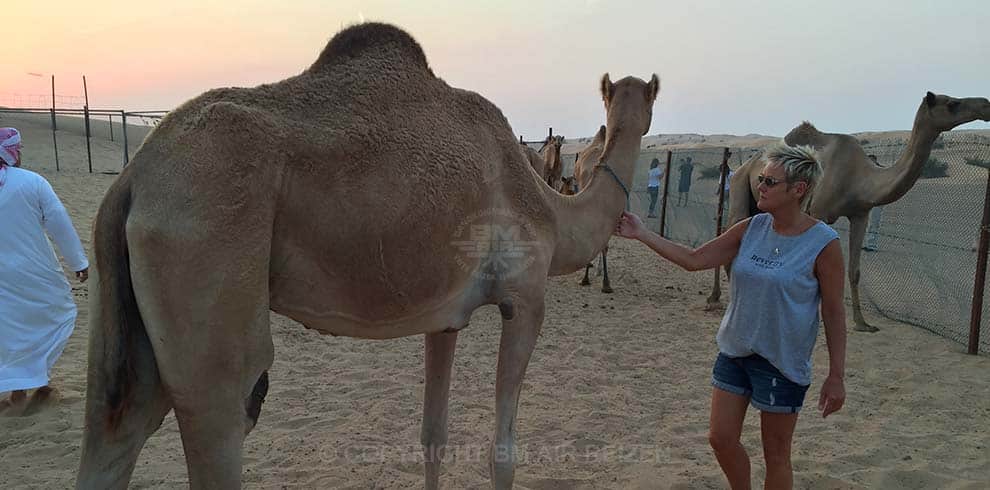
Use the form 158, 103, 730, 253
573, 126, 617, 292
728, 92, 990, 331
75, 22, 659, 490
544, 135, 565, 191
521, 134, 565, 191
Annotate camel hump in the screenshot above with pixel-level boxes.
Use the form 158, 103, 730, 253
309, 22, 430, 73
784, 121, 821, 146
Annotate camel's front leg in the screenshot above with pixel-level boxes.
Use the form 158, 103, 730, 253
491, 298, 545, 489
847, 214, 878, 332
421, 331, 458, 490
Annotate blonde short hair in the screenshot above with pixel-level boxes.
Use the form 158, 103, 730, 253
764, 142, 823, 206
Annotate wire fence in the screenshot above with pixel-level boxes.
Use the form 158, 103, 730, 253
0, 92, 86, 107
0, 107, 164, 173
846, 138, 990, 353
563, 133, 990, 354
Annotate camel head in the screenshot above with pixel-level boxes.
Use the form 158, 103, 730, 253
601, 73, 659, 135
920, 92, 990, 133
599, 73, 659, 164
560, 176, 578, 195
544, 134, 564, 157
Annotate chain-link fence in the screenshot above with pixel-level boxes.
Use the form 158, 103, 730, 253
562, 132, 990, 354
0, 109, 160, 173
838, 138, 990, 353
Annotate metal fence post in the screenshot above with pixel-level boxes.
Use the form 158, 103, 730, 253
83, 76, 93, 173
968, 168, 990, 355
707, 147, 732, 307
122, 111, 129, 166
659, 150, 672, 237
50, 109, 60, 171
84, 105, 93, 173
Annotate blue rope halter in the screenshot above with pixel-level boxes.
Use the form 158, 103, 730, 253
596, 162, 630, 211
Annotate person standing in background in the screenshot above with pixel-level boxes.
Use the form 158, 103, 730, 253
0, 127, 89, 415
647, 158, 664, 217
677, 156, 695, 206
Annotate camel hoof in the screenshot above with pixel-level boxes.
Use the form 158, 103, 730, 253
854, 322, 879, 333
579, 279, 591, 286
601, 285, 613, 294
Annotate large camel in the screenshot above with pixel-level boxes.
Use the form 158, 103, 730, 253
728, 92, 990, 331
75, 23, 659, 489
573, 126, 617, 292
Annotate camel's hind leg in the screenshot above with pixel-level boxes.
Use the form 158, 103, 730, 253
490, 295, 545, 489
421, 331, 458, 490
129, 237, 274, 489
77, 269, 173, 490
153, 301, 273, 489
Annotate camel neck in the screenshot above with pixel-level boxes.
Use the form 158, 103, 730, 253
546, 133, 640, 276
872, 111, 939, 205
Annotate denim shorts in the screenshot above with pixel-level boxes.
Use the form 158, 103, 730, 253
711, 352, 810, 413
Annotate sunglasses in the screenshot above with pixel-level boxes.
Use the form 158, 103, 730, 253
757, 175, 786, 187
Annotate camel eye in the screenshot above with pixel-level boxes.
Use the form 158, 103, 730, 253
948, 101, 960, 112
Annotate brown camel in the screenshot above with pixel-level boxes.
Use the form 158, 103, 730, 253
727, 92, 990, 331
75, 23, 659, 490
572, 126, 617, 293
544, 135, 565, 191
520, 134, 565, 191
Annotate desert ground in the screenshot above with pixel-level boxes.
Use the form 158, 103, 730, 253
1, 112, 988, 488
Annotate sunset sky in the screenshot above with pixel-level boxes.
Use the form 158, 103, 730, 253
5, 0, 989, 139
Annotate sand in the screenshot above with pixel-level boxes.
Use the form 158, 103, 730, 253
1, 113, 988, 489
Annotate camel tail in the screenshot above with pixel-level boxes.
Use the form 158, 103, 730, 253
89, 176, 147, 431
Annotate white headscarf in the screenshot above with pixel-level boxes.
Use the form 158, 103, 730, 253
0, 127, 21, 166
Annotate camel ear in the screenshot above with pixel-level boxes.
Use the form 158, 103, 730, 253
601, 73, 614, 103
926, 91, 937, 107
646, 74, 660, 102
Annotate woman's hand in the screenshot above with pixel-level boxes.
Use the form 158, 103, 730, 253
614, 211, 646, 240
818, 374, 845, 418
75, 267, 89, 283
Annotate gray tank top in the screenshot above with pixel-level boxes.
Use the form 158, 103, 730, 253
716, 213, 839, 385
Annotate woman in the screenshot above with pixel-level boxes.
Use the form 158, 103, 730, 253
615, 143, 846, 489
0, 127, 89, 414
647, 158, 663, 218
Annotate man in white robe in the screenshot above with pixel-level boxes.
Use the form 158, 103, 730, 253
0, 127, 89, 414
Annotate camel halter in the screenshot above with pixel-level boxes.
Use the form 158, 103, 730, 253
596, 162, 630, 211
